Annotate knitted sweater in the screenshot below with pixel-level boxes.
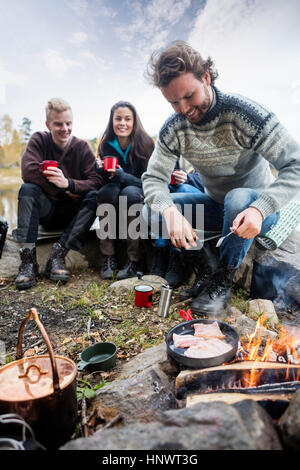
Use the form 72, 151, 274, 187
142, 87, 300, 219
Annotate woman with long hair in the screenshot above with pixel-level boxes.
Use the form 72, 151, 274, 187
95, 101, 154, 280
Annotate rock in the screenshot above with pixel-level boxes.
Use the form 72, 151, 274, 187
226, 306, 244, 322
119, 342, 177, 380
235, 231, 300, 311
91, 363, 177, 426
0, 234, 101, 279
0, 236, 20, 278
61, 400, 282, 450
110, 275, 167, 293
232, 400, 282, 450
256, 232, 300, 307
247, 299, 279, 328
285, 272, 300, 304
278, 389, 300, 450
231, 314, 277, 342
234, 242, 256, 291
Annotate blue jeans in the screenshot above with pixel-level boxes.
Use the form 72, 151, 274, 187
144, 187, 280, 268
155, 183, 203, 249
169, 188, 280, 268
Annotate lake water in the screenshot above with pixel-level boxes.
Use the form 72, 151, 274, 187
0, 169, 21, 233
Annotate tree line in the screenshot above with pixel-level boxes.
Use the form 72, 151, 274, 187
0, 114, 100, 169
0, 114, 32, 168
0, 114, 156, 169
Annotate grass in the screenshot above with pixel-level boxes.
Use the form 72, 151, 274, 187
39, 281, 75, 305
84, 282, 108, 301
76, 377, 108, 400
35, 275, 171, 353
2, 268, 259, 374
231, 285, 249, 313
37, 280, 109, 310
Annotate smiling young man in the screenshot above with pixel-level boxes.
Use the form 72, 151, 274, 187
142, 41, 300, 316
13, 98, 102, 290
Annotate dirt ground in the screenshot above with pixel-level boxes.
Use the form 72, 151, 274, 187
0, 269, 184, 380
1, 268, 299, 443
0, 269, 189, 442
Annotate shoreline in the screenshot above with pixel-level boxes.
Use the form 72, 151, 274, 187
0, 168, 22, 187
0, 177, 22, 186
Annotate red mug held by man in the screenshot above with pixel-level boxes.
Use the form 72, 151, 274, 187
170, 171, 177, 185
39, 160, 58, 174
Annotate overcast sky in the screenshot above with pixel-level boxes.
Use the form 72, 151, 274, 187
0, 0, 299, 143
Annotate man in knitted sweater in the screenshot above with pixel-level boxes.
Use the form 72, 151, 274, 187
13, 98, 102, 290
142, 41, 300, 316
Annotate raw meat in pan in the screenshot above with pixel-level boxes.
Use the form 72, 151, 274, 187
193, 321, 225, 339
184, 338, 232, 358
172, 333, 205, 348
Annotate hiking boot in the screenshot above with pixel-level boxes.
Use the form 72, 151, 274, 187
44, 242, 70, 282
190, 267, 236, 316
164, 249, 187, 288
149, 246, 170, 278
178, 271, 213, 300
15, 247, 39, 290
179, 241, 220, 300
100, 255, 118, 280
184, 240, 220, 273
117, 260, 138, 280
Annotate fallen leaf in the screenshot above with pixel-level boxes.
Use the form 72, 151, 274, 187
62, 337, 73, 345
125, 338, 136, 345
24, 349, 36, 357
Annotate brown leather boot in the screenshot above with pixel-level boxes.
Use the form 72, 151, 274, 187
15, 247, 39, 290
44, 242, 70, 282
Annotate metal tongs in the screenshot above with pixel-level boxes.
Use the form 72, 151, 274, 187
193, 228, 237, 248
215, 230, 235, 247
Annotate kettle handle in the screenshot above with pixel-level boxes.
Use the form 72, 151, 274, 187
16, 308, 60, 392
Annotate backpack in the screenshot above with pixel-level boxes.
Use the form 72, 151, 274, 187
0, 216, 8, 259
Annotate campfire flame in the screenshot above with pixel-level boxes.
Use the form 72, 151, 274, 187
239, 314, 300, 387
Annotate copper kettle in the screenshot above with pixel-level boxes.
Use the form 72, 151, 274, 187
0, 308, 78, 449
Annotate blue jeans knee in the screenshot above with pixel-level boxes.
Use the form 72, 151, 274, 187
224, 188, 259, 220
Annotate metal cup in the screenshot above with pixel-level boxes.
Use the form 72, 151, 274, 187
157, 285, 173, 318
134, 284, 153, 308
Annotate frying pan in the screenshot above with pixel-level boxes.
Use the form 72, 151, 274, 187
165, 319, 239, 369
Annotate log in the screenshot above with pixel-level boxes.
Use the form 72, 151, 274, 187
186, 392, 292, 407
186, 391, 293, 419
175, 361, 300, 395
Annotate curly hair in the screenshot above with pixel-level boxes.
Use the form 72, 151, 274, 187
145, 40, 218, 88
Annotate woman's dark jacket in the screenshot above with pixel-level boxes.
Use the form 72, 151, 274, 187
96, 141, 151, 188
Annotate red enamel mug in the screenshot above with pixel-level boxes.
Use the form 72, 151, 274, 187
39, 160, 58, 174
170, 171, 177, 185
103, 156, 118, 172
134, 284, 153, 308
